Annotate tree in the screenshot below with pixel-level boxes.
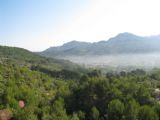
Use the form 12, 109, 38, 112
125, 99, 139, 120
51, 98, 69, 120
88, 70, 101, 77
0, 75, 5, 108
136, 85, 152, 105
138, 105, 158, 120
71, 113, 79, 120
77, 111, 85, 120
107, 99, 124, 120
153, 103, 160, 119
80, 75, 89, 84
90, 106, 99, 120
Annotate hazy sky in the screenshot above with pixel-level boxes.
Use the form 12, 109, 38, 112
1, 0, 160, 51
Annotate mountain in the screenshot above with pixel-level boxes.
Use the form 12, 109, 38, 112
41, 32, 160, 57
43, 40, 91, 56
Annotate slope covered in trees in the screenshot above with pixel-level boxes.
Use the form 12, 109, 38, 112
0, 46, 85, 71
0, 46, 88, 79
1, 60, 160, 120
1, 46, 160, 119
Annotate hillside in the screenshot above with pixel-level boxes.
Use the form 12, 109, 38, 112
0, 46, 88, 80
1, 46, 160, 120
41, 32, 160, 57
1, 56, 160, 120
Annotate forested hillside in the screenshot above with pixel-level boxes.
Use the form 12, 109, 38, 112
1, 46, 160, 120
0, 45, 89, 79
0, 46, 82, 68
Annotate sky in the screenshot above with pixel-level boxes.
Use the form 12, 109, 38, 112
1, 0, 160, 51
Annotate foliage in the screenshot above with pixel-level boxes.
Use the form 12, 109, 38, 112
1, 46, 160, 119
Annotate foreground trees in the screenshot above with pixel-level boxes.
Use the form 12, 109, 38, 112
1, 60, 160, 119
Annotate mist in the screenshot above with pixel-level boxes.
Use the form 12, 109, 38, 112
58, 53, 160, 71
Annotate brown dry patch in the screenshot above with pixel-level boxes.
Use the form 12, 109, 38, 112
0, 109, 12, 120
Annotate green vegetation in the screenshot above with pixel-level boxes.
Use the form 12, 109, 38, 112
0, 46, 86, 72
1, 46, 160, 120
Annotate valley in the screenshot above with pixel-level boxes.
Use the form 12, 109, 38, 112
59, 53, 160, 70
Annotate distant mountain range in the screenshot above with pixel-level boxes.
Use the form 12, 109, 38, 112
41, 32, 160, 57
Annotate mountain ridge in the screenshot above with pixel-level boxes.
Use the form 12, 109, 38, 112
41, 32, 160, 57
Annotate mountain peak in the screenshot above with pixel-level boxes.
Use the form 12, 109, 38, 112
63, 40, 79, 46
63, 40, 90, 46
66, 40, 79, 44
116, 32, 139, 38
107, 32, 142, 44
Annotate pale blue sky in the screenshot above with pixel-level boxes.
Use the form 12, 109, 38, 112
1, 0, 160, 51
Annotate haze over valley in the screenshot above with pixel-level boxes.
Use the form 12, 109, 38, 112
40, 32, 160, 70
59, 54, 160, 69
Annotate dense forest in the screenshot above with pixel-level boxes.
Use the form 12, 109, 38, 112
1, 46, 160, 120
